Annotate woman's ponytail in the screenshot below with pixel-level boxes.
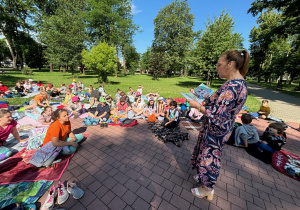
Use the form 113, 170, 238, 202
240, 50, 250, 77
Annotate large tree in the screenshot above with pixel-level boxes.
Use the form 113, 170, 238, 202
248, 0, 300, 36
0, 0, 35, 69
193, 10, 243, 86
125, 44, 140, 74
38, 0, 85, 73
152, 0, 195, 77
82, 42, 116, 83
84, 0, 138, 76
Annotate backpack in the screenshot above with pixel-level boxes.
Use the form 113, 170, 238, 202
120, 118, 138, 127
82, 117, 100, 126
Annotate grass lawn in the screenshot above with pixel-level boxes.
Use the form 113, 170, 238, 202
0, 69, 261, 112
248, 79, 300, 99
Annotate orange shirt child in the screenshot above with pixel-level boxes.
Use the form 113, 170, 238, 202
43, 120, 71, 146
34, 94, 48, 104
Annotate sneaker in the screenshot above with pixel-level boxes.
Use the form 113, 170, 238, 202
17, 107, 25, 112
41, 185, 56, 210
57, 181, 69, 205
67, 181, 84, 199
103, 122, 108, 128
100, 123, 104, 128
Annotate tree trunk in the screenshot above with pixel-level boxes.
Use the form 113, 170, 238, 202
63, 65, 66, 73
59, 66, 61, 72
50, 63, 53, 72
0, 30, 18, 69
115, 46, 118, 78
122, 45, 126, 76
80, 63, 85, 75
67, 66, 69, 72
206, 70, 212, 86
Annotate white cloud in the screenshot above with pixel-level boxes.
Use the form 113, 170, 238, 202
132, 3, 142, 15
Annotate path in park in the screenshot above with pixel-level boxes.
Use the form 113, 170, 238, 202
247, 83, 300, 124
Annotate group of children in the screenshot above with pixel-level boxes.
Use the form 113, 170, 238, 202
235, 113, 287, 154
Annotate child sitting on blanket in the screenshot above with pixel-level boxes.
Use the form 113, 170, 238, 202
19, 91, 50, 111
67, 96, 83, 118
188, 107, 203, 123
41, 109, 85, 155
156, 97, 165, 118
0, 110, 28, 161
59, 83, 67, 94
132, 97, 145, 118
116, 97, 128, 119
60, 88, 75, 107
143, 99, 158, 118
258, 122, 287, 152
76, 87, 86, 100
162, 100, 180, 129
14, 81, 27, 95
258, 100, 271, 119
37, 106, 53, 125
234, 114, 260, 147
88, 97, 110, 121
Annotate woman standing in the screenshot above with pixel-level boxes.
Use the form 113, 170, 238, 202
188, 49, 249, 200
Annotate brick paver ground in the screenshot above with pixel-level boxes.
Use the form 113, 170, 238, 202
37, 118, 300, 210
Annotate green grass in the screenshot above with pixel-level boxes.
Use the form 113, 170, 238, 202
0, 69, 261, 112
248, 79, 300, 99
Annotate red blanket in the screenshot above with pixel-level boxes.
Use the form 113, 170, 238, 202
0, 148, 73, 185
272, 150, 300, 182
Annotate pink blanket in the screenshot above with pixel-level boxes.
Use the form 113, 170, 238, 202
16, 116, 48, 128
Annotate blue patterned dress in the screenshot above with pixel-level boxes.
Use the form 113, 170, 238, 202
191, 79, 248, 188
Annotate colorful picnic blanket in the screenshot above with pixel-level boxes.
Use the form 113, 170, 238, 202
0, 148, 73, 185
0, 180, 53, 209
181, 119, 201, 131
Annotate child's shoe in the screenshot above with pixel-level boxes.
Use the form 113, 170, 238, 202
103, 122, 108, 128
57, 181, 69, 205
41, 185, 57, 210
17, 107, 25, 112
67, 181, 84, 199
100, 123, 104, 128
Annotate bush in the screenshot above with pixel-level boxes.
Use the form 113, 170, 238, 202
21, 66, 33, 75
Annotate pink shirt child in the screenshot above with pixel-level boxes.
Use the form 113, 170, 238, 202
0, 119, 17, 146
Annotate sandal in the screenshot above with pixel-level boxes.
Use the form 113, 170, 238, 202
191, 187, 214, 200
193, 174, 199, 183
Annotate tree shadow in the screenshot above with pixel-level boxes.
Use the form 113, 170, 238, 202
108, 81, 120, 85
176, 81, 202, 88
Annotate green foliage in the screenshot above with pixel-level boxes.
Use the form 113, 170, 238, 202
82, 42, 116, 83
125, 44, 140, 74
152, 0, 195, 76
248, 0, 300, 36
21, 66, 33, 75
193, 10, 243, 85
0, 39, 10, 66
0, 0, 36, 69
39, 0, 85, 71
140, 47, 152, 72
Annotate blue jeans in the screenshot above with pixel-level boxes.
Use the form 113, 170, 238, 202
255, 142, 275, 153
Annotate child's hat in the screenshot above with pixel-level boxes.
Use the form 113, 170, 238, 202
120, 97, 126, 102
99, 97, 107, 103
71, 96, 79, 102
158, 97, 163, 101
136, 92, 141, 96
28, 79, 33, 82
73, 79, 76, 82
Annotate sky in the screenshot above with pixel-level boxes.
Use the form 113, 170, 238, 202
131, 0, 258, 54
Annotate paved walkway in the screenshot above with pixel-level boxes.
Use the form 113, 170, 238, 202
247, 83, 300, 123
37, 118, 300, 210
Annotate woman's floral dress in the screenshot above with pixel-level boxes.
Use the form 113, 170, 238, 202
191, 79, 248, 189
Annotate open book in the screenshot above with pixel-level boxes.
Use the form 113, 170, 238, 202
180, 84, 214, 104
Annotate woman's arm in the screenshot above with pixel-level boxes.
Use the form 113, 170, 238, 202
97, 112, 107, 119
